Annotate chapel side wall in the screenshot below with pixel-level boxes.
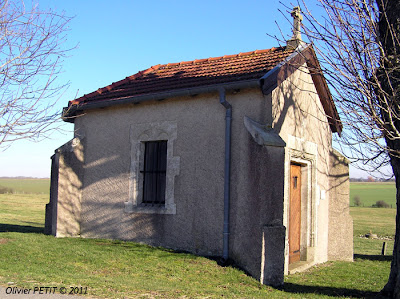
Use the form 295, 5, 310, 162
55, 138, 84, 237
75, 88, 283, 283
75, 93, 229, 256
228, 91, 286, 286
328, 149, 353, 261
230, 141, 286, 286
271, 64, 336, 264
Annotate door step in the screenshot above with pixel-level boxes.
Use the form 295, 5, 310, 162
288, 261, 316, 274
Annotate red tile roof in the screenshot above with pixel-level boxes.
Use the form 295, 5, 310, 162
70, 47, 293, 106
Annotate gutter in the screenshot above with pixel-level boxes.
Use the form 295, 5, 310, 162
63, 79, 260, 122
219, 88, 232, 263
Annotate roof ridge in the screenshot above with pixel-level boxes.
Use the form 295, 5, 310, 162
158, 47, 282, 69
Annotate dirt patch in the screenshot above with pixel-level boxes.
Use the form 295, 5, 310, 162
0, 238, 9, 244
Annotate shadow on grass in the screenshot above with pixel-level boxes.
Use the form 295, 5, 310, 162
0, 223, 44, 234
354, 254, 393, 262
92, 240, 249, 273
283, 283, 388, 298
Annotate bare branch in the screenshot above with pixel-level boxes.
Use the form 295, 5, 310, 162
0, 0, 74, 149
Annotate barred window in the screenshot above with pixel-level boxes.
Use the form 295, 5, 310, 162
126, 121, 179, 215
141, 141, 167, 205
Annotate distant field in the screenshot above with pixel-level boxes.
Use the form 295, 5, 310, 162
0, 178, 50, 194
350, 182, 396, 207
0, 179, 396, 206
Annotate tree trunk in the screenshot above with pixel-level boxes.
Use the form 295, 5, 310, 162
378, 0, 400, 297
382, 153, 400, 297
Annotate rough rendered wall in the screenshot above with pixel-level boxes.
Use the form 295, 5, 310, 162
74, 92, 230, 255
72, 88, 284, 284
328, 149, 353, 261
272, 63, 336, 266
45, 153, 60, 236
227, 89, 286, 286
55, 138, 84, 237
230, 140, 286, 286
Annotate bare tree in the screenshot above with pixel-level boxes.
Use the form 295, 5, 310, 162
0, 0, 72, 149
275, 0, 400, 296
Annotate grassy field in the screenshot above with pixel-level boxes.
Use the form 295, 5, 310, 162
0, 180, 395, 298
350, 182, 396, 207
351, 207, 396, 238
351, 207, 395, 256
0, 178, 49, 194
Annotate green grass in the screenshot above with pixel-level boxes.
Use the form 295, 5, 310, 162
350, 207, 395, 258
0, 193, 47, 233
0, 232, 274, 298
351, 207, 395, 238
0, 180, 396, 298
0, 178, 50, 194
350, 182, 396, 207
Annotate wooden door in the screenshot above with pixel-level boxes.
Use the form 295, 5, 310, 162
289, 164, 301, 264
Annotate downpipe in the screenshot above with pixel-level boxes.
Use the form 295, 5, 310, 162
219, 87, 232, 264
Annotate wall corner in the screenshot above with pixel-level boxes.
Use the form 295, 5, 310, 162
327, 149, 353, 261
52, 137, 85, 237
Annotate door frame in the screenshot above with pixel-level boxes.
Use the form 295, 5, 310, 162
283, 136, 318, 273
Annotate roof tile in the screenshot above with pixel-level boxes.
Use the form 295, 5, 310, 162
70, 46, 293, 106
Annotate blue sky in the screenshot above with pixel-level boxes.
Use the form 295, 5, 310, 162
0, 0, 384, 178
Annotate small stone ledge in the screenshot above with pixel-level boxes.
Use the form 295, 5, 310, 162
244, 116, 286, 147
124, 202, 176, 215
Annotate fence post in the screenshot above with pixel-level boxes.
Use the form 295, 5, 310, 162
382, 242, 387, 256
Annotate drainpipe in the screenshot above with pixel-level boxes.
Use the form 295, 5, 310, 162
219, 87, 232, 263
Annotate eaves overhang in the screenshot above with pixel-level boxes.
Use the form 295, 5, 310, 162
62, 79, 261, 123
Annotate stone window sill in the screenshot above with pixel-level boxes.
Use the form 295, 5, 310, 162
124, 201, 176, 214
